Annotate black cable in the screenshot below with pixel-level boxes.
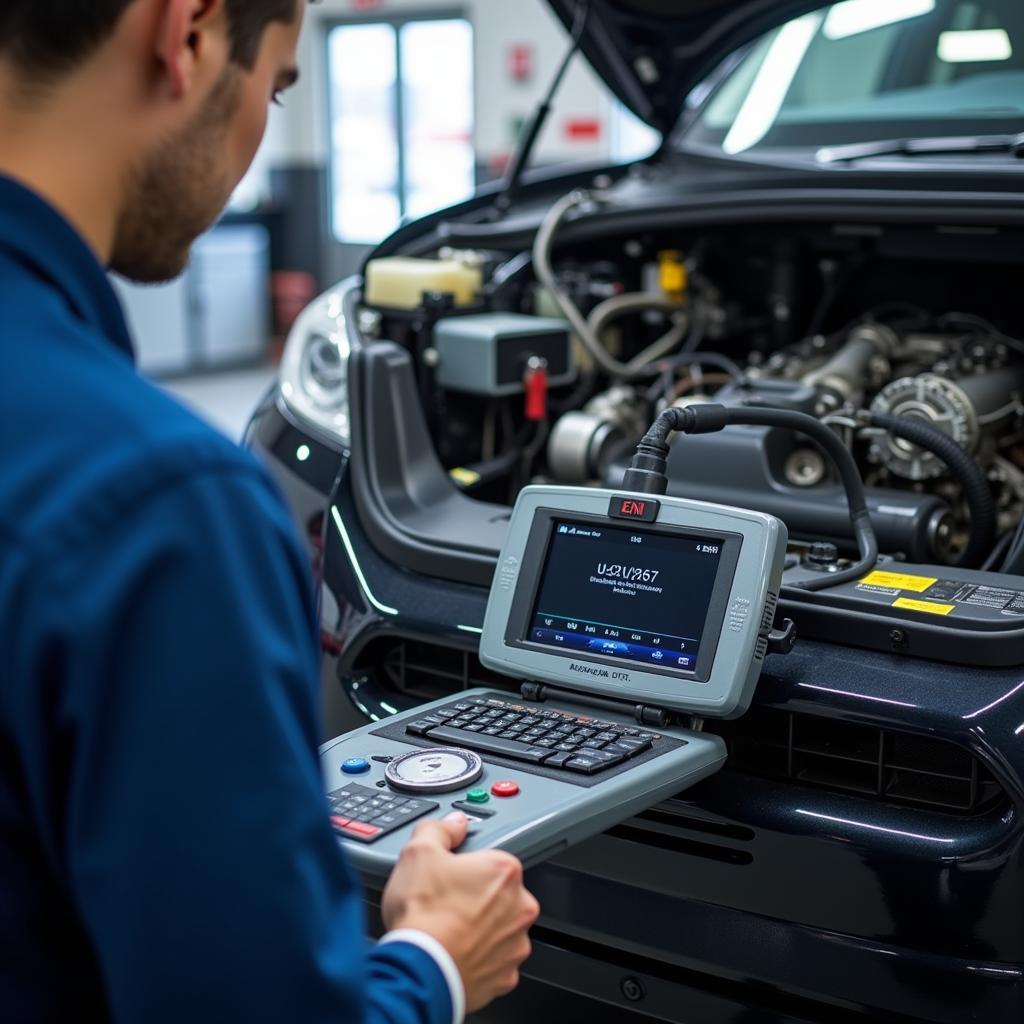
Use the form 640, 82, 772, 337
936, 312, 1024, 357
641, 351, 745, 404
1001, 518, 1024, 575
869, 412, 995, 570
982, 529, 1015, 573
622, 403, 878, 592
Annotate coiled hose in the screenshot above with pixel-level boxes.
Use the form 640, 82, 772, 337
869, 412, 995, 569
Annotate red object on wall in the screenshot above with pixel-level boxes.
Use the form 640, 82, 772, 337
565, 118, 603, 141
351, 0, 382, 9
508, 44, 535, 83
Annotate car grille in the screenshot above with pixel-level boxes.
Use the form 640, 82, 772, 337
364, 638, 1006, 816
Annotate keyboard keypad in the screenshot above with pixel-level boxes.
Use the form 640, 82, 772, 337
328, 783, 438, 843
405, 698, 662, 775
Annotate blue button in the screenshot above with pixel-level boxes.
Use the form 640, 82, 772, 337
342, 757, 371, 775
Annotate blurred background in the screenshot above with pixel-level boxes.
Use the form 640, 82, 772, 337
123, 0, 658, 436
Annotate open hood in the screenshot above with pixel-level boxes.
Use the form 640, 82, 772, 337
547, 0, 831, 135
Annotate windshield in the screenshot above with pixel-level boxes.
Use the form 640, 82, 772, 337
683, 0, 1024, 156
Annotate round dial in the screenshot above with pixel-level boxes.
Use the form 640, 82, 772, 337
385, 747, 484, 794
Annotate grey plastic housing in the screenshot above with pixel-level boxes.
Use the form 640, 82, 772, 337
480, 486, 788, 718
434, 313, 576, 396
321, 688, 726, 878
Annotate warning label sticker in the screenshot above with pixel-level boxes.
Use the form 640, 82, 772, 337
860, 571, 938, 593
893, 597, 955, 616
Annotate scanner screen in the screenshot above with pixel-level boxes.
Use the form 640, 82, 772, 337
525, 519, 726, 673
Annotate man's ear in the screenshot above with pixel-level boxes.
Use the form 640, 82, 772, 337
154, 0, 223, 99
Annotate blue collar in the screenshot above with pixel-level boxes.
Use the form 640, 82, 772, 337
0, 174, 134, 360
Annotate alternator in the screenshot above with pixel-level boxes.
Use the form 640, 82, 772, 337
869, 374, 977, 480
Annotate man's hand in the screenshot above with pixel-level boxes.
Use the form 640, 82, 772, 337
381, 813, 540, 1014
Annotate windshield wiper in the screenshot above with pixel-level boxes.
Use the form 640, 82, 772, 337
816, 132, 1024, 164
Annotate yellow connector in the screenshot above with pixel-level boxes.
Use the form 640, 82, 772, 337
658, 250, 688, 302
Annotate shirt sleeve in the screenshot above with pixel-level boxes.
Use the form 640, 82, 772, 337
381, 930, 466, 1024
35, 458, 455, 1024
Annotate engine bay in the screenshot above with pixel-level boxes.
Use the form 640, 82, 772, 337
359, 194, 1024, 580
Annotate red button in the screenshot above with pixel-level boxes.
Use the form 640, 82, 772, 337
343, 821, 383, 838
491, 781, 520, 798
330, 815, 351, 829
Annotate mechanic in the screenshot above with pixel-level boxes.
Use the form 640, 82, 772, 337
0, 2, 538, 1022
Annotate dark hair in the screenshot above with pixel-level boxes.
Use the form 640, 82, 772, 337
0, 0, 297, 79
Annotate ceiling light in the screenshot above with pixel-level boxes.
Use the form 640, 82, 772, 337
823, 0, 935, 40
938, 28, 1013, 63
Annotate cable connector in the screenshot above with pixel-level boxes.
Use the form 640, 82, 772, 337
621, 405, 731, 494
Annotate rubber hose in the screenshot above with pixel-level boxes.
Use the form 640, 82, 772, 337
869, 412, 995, 569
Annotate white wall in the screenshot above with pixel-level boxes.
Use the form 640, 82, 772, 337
262, 0, 633, 174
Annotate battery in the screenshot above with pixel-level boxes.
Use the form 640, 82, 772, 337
781, 558, 1024, 666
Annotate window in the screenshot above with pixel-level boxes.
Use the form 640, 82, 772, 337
683, 0, 1024, 155
327, 16, 475, 245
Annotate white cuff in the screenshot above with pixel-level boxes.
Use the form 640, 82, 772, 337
380, 928, 465, 1024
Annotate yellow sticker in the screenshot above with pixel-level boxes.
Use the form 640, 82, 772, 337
893, 598, 955, 616
860, 571, 938, 593
449, 467, 481, 487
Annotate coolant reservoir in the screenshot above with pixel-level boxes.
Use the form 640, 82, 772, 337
365, 256, 483, 311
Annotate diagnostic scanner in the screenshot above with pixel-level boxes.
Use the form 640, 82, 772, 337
320, 486, 788, 877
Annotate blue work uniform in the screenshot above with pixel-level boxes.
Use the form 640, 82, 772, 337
0, 175, 460, 1024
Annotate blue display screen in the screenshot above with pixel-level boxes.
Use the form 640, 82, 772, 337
526, 519, 725, 673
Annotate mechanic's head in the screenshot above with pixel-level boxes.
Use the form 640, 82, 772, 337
0, 0, 304, 282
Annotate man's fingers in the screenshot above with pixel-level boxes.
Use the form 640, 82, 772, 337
408, 813, 468, 852
440, 811, 469, 847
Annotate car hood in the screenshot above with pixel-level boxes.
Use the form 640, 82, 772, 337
547, 0, 831, 134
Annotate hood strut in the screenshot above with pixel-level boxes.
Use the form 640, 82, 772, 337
495, 2, 591, 214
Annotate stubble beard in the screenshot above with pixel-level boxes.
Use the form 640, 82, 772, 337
110, 69, 243, 284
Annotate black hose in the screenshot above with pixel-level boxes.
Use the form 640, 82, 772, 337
869, 412, 995, 569
623, 403, 878, 591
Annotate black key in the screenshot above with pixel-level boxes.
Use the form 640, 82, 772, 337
596, 732, 619, 742
616, 737, 653, 756
447, 718, 469, 729
585, 749, 625, 765
544, 751, 573, 768
581, 740, 606, 750
376, 814, 400, 827
482, 727, 502, 735
452, 800, 496, 818
566, 750, 625, 773
454, 703, 472, 711
424, 725, 553, 764
464, 723, 484, 732
554, 741, 578, 752
433, 708, 457, 720
535, 738, 556, 748
574, 729, 596, 739
406, 720, 436, 736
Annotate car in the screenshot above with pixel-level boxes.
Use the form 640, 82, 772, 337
247, 1, 1024, 1020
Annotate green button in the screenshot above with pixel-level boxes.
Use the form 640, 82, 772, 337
466, 788, 490, 804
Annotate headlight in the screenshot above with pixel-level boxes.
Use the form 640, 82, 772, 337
279, 278, 361, 448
